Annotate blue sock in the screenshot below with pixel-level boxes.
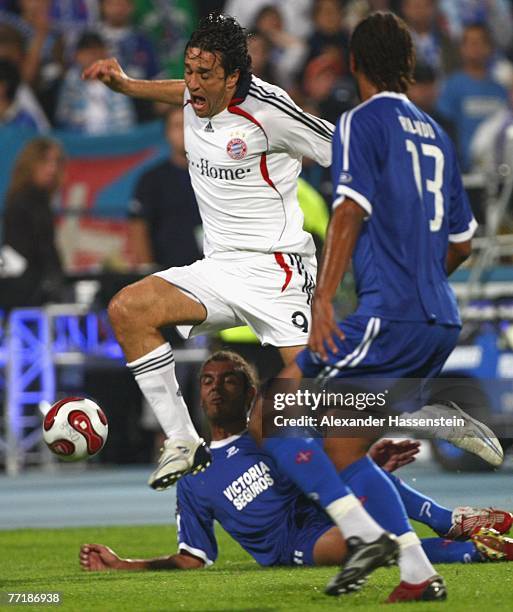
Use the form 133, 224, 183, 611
262, 437, 351, 507
385, 472, 453, 536
339, 455, 411, 536
421, 538, 482, 563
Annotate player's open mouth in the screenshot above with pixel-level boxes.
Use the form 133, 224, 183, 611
191, 95, 207, 112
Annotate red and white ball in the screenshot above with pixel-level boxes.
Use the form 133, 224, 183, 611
42, 397, 108, 461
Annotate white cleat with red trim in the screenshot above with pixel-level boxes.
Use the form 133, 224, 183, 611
444, 506, 513, 540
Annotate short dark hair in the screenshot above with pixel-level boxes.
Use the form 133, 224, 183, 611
0, 59, 20, 102
350, 12, 415, 93
76, 31, 105, 51
185, 13, 252, 80
200, 351, 259, 391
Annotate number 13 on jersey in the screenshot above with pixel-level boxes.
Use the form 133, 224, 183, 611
406, 139, 445, 233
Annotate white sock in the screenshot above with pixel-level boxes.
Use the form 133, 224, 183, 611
397, 532, 437, 584
326, 494, 385, 543
127, 343, 200, 442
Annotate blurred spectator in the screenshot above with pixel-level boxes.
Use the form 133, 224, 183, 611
302, 52, 355, 124
343, 0, 399, 32
0, 59, 39, 129
401, 0, 459, 75
247, 31, 278, 83
55, 31, 136, 134
49, 0, 100, 60
133, 0, 196, 79
0, 0, 64, 88
0, 24, 50, 130
98, 0, 158, 80
224, 0, 315, 40
1, 137, 66, 308
437, 24, 508, 170
98, 0, 159, 121
471, 83, 513, 175
440, 0, 513, 51
306, 0, 349, 70
408, 62, 456, 143
127, 106, 202, 269
253, 5, 306, 89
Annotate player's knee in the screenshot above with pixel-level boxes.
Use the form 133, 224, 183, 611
108, 284, 149, 334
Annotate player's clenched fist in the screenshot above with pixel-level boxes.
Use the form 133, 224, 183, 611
81, 58, 129, 94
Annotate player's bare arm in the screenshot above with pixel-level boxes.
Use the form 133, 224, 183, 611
82, 58, 186, 105
446, 240, 472, 275
309, 200, 366, 359
79, 543, 204, 571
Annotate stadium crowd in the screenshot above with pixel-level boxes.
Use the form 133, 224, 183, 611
1, 1, 513, 171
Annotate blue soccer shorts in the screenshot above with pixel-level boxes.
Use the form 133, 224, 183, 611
279, 499, 333, 566
297, 315, 460, 383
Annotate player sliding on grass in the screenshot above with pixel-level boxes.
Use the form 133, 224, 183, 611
80, 353, 513, 581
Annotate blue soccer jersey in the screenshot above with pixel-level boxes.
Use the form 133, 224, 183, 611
332, 92, 477, 326
176, 432, 332, 566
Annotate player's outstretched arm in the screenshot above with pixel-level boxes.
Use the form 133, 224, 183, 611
81, 58, 186, 105
79, 543, 204, 571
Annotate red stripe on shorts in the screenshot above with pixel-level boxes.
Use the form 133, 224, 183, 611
274, 252, 293, 292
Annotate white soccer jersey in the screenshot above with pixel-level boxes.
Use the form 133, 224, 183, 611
183, 75, 334, 258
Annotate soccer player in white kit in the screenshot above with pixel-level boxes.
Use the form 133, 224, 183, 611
83, 14, 334, 490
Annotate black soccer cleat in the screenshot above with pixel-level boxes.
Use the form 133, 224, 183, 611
148, 438, 212, 491
325, 533, 399, 596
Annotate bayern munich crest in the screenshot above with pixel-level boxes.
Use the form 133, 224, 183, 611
226, 137, 248, 160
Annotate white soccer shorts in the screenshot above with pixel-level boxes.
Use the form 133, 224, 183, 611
154, 252, 316, 347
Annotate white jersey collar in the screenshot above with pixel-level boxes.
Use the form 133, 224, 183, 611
210, 431, 247, 449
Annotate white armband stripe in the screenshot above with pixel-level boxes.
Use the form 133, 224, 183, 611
449, 218, 478, 243
334, 185, 373, 215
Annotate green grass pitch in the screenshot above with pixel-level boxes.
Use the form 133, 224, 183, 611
2, 522, 512, 611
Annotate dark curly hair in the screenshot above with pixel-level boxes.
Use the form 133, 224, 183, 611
185, 13, 252, 81
350, 12, 415, 93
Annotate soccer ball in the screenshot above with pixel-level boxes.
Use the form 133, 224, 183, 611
42, 397, 108, 462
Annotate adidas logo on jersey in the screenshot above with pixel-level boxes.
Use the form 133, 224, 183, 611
205, 121, 214, 133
